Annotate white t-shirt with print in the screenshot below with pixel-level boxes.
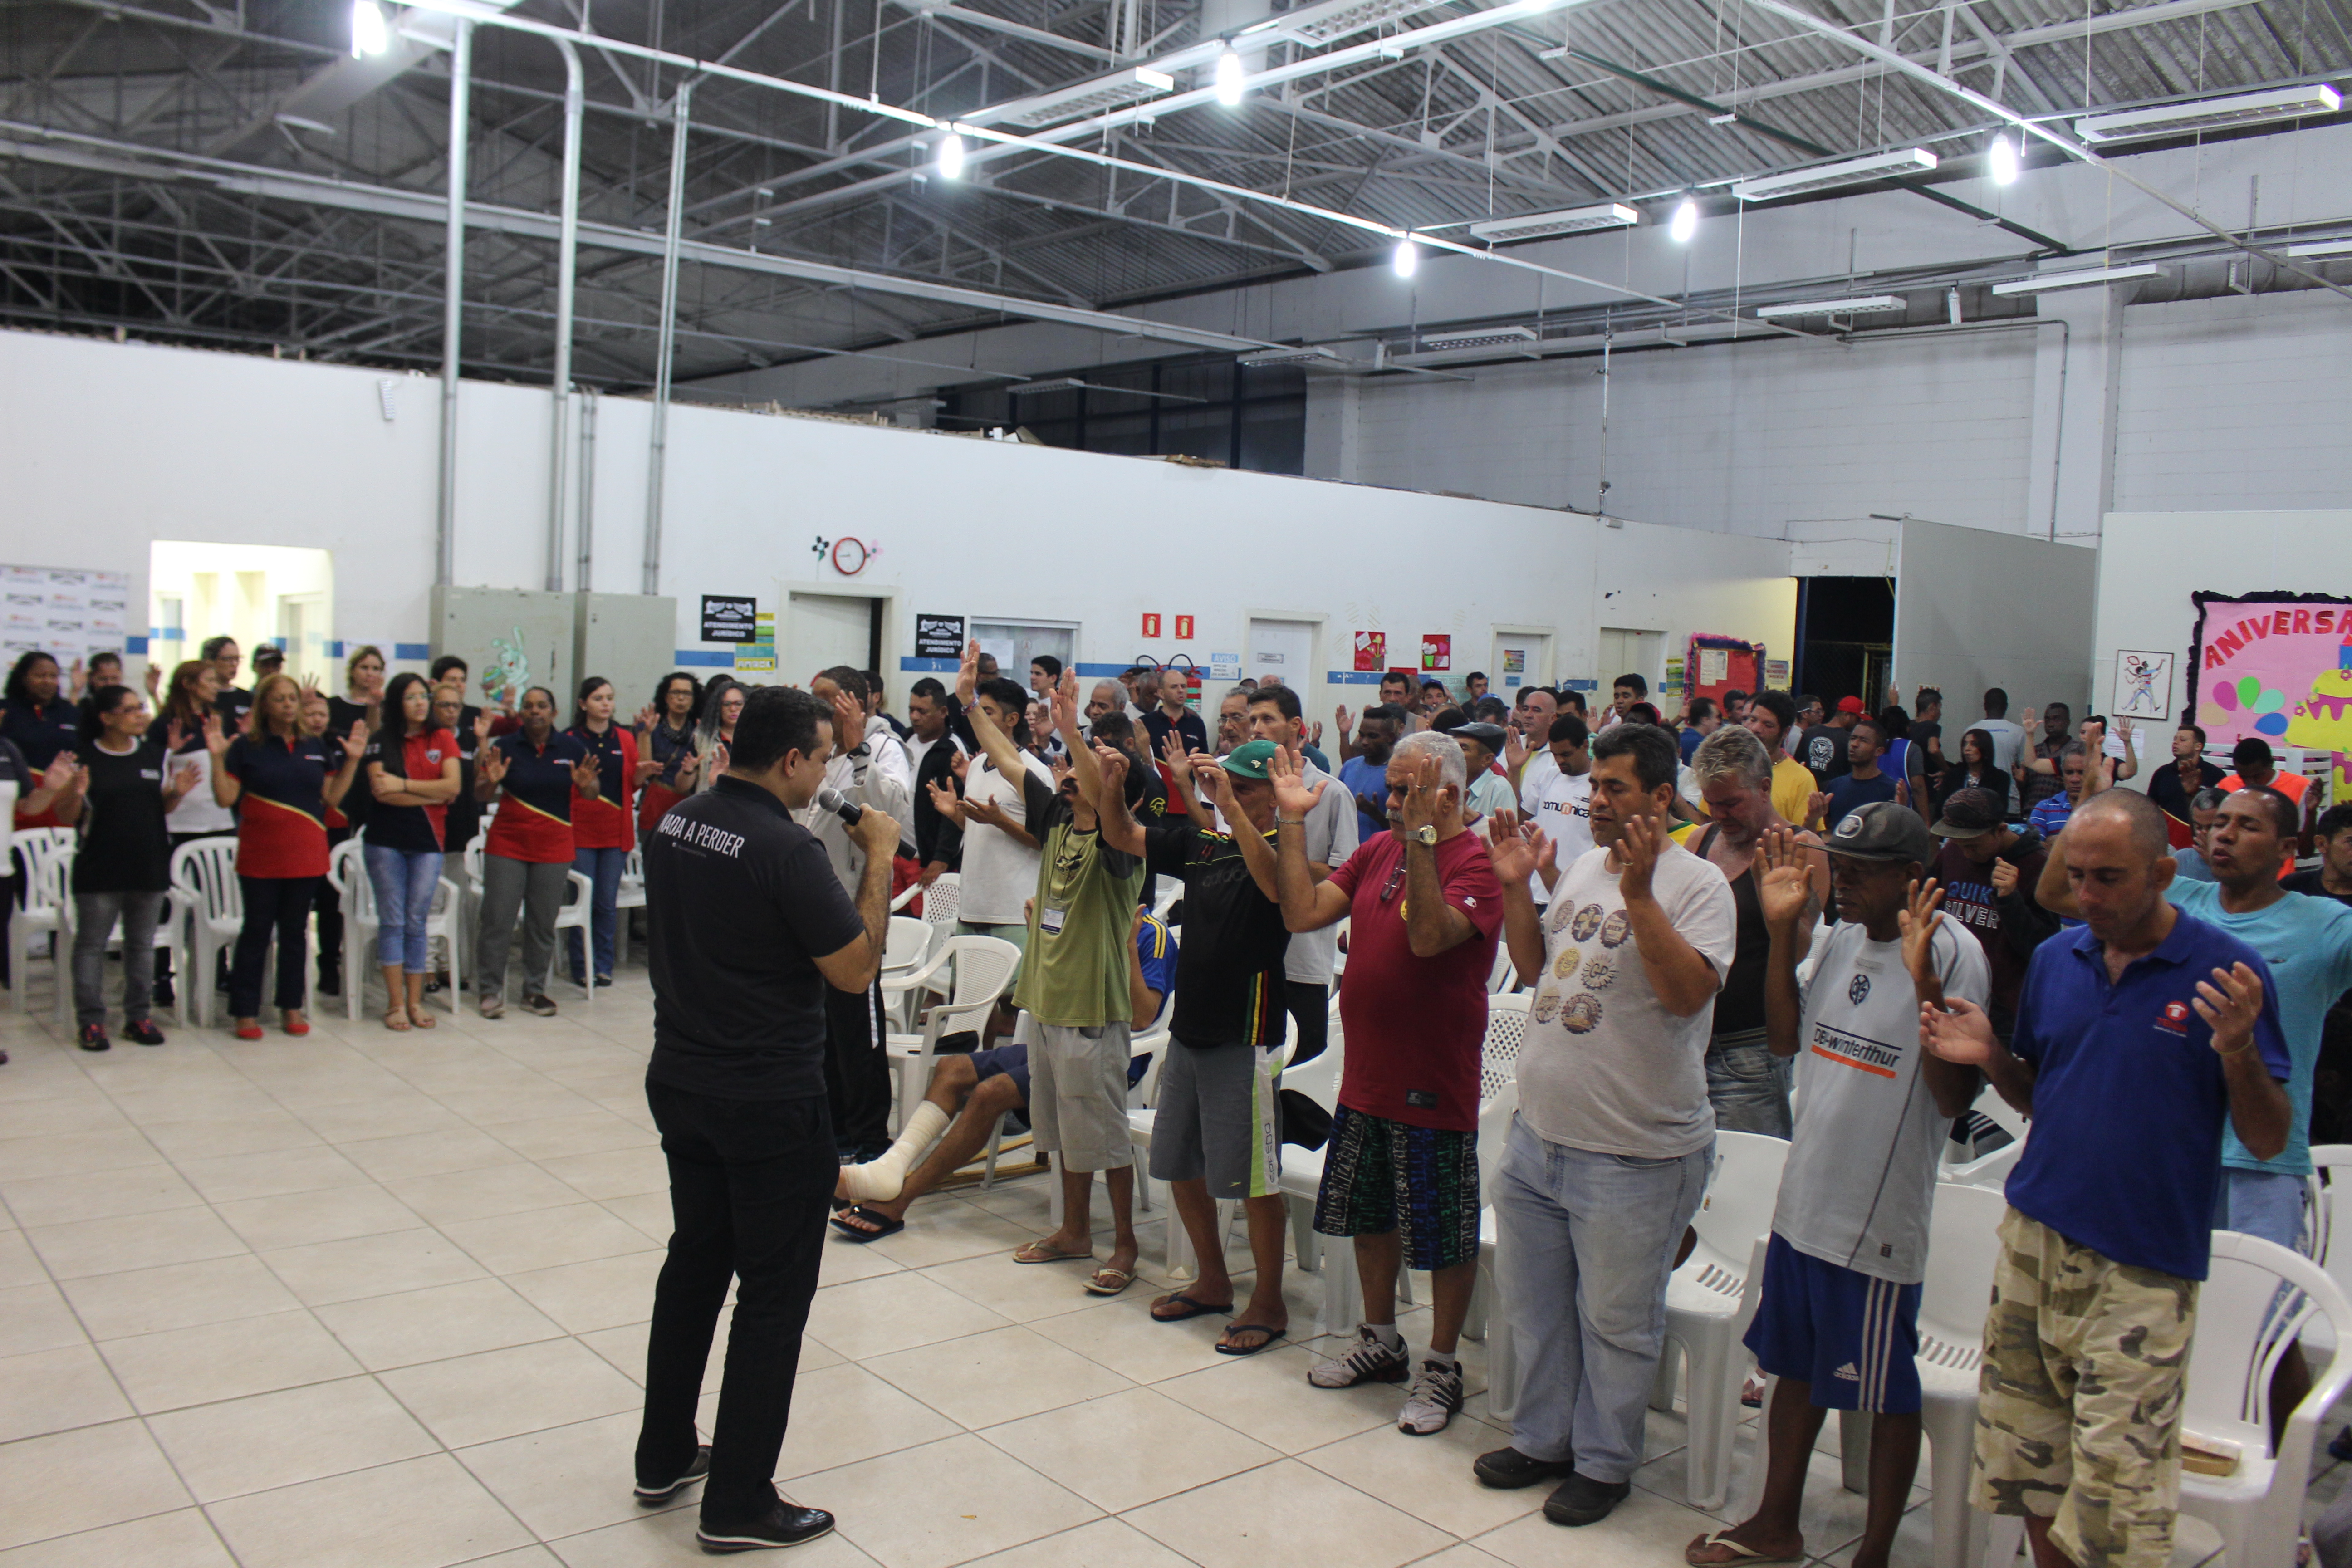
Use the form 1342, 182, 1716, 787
1773, 916, 1990, 1283
1523, 768, 1594, 904
1516, 840, 1736, 1159
958, 752, 1052, 925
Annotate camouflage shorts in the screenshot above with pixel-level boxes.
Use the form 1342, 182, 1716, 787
1970, 1208, 2199, 1568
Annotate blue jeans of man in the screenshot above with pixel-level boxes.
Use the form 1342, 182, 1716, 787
1495, 1117, 1712, 1483
567, 845, 627, 982
363, 844, 444, 974
1705, 1026, 1793, 1138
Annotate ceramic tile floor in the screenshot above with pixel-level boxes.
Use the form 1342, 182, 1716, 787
0, 966, 2294, 1567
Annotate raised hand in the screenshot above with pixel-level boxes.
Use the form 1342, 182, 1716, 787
1898, 877, 1947, 987
2193, 961, 2266, 1053
1989, 857, 2021, 897
1267, 743, 1328, 818
634, 704, 659, 733
341, 721, 367, 764
633, 755, 661, 784
1920, 997, 2000, 1066
1803, 789, 1831, 831
1617, 811, 1663, 902
1485, 814, 1541, 885
1397, 751, 1444, 833
163, 718, 186, 755
38, 754, 78, 794
570, 752, 602, 795
142, 663, 162, 699
201, 711, 228, 754
1894, 776, 1911, 809
948, 747, 972, 784
711, 740, 729, 780
1309, 720, 1324, 749
827, 686, 864, 755
675, 749, 700, 782
478, 743, 511, 789
1052, 669, 1080, 736
65, 657, 83, 697
1093, 741, 1129, 801
1503, 724, 1530, 777
170, 760, 200, 796
471, 709, 492, 746
926, 777, 963, 823
956, 639, 981, 706
1335, 705, 1352, 740
1190, 753, 1231, 808
1159, 730, 1193, 786
1756, 825, 1815, 932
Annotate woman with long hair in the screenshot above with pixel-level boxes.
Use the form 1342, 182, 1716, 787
1934, 726, 2012, 820
473, 686, 598, 1018
693, 677, 747, 793
206, 671, 363, 1039
59, 686, 202, 1049
314, 644, 387, 998
633, 671, 702, 834
150, 659, 238, 1008
3, 650, 83, 828
565, 675, 644, 989
362, 672, 461, 1030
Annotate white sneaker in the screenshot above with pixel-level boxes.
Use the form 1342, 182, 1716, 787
1308, 1325, 1411, 1389
1398, 1358, 1465, 1435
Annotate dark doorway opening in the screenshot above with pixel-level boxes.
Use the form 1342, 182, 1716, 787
1794, 577, 1896, 712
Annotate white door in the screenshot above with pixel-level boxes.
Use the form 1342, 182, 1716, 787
1247, 618, 1316, 692
1595, 628, 1665, 697
784, 593, 874, 685
1489, 631, 1551, 693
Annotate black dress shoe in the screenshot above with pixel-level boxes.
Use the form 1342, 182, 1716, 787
634, 1445, 710, 1504
1473, 1446, 1578, 1490
696, 1500, 836, 1553
1543, 1473, 1632, 1527
123, 1018, 167, 1047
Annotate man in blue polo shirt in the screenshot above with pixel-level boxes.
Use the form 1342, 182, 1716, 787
1923, 789, 2290, 1568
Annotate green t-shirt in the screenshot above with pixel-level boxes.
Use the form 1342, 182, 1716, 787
1013, 777, 1146, 1027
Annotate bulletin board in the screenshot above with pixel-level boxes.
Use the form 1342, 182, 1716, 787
1684, 634, 1763, 706
2, 564, 133, 666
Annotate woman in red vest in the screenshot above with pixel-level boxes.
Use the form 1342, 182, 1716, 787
565, 676, 646, 988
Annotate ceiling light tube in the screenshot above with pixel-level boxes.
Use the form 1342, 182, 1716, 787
2283, 239, 2352, 258
351, 0, 390, 57
1468, 203, 1639, 242
1988, 133, 2019, 186
936, 132, 965, 179
1392, 237, 1419, 278
2074, 84, 2342, 145
1732, 147, 1938, 202
998, 67, 1176, 128
1214, 48, 1246, 108
1239, 345, 1343, 366
1753, 294, 1906, 318
1420, 325, 1539, 350
1668, 196, 1698, 243
1990, 262, 2166, 295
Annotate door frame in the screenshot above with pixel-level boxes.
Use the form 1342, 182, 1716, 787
1241, 606, 1328, 715
1487, 623, 1558, 690
776, 578, 901, 685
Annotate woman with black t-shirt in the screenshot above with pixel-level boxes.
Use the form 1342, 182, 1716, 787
363, 672, 461, 1031
474, 686, 598, 1018
207, 672, 363, 1039
60, 686, 202, 1051
564, 676, 644, 989
634, 671, 702, 836
1932, 727, 2012, 821
2, 651, 83, 829
149, 659, 239, 1008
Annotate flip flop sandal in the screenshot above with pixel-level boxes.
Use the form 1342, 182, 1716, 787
1149, 1292, 1235, 1323
1686, 1530, 1804, 1566
1013, 1242, 1094, 1265
829, 1205, 904, 1243
1083, 1267, 1136, 1297
1215, 1324, 1288, 1357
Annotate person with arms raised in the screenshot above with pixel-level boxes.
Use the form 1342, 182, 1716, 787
472, 686, 597, 1019
565, 676, 646, 990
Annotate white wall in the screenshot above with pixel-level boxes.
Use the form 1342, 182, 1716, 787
0, 328, 1798, 713
1892, 519, 2098, 722
2090, 510, 2352, 770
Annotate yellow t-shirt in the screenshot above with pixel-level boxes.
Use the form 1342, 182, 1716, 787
1771, 755, 1816, 826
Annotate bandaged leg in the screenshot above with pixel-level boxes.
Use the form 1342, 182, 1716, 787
839, 1102, 951, 1202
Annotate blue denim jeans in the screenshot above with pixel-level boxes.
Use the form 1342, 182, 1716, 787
1495, 1117, 1712, 1483
567, 845, 627, 983
363, 844, 444, 974
1705, 1026, 1794, 1139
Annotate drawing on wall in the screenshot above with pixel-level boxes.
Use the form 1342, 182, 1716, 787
2109, 649, 2173, 720
482, 627, 531, 711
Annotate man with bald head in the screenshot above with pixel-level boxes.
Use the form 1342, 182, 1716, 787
1926, 789, 2291, 1568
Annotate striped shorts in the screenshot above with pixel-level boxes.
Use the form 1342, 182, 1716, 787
1742, 1232, 1922, 1413
1310, 1107, 1479, 1272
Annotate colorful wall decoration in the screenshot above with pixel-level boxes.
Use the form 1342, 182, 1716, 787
2189, 591, 2352, 795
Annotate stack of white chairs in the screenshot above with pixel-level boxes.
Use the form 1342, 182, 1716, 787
324, 839, 463, 1019
8, 828, 74, 1018
880, 916, 932, 981
460, 842, 597, 1004
881, 933, 1020, 1130
613, 848, 646, 965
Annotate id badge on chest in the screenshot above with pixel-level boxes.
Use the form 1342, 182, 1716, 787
1039, 905, 1068, 937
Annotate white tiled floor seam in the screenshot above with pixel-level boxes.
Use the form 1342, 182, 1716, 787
0, 967, 2275, 1567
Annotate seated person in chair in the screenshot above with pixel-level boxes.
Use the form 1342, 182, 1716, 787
830, 904, 1174, 1240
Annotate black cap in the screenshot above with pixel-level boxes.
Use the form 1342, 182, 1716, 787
1444, 721, 1508, 753
1826, 800, 1936, 863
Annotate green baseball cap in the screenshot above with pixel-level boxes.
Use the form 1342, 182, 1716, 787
1222, 740, 1279, 780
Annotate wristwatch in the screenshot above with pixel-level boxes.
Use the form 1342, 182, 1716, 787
1407, 825, 1438, 847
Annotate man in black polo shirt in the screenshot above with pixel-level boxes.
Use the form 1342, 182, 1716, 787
633, 686, 897, 1554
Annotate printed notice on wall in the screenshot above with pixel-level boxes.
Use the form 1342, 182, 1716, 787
701, 594, 758, 643
915, 613, 966, 659
3, 564, 132, 665
1698, 647, 1729, 686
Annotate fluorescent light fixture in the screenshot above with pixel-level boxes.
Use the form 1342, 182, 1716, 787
1754, 294, 1906, 319
351, 0, 390, 57
998, 67, 1176, 128
1668, 196, 1698, 243
1988, 133, 2019, 186
1468, 203, 1638, 242
1990, 262, 2166, 295
2074, 84, 2341, 144
1214, 48, 1246, 108
1283, 0, 1447, 44
1707, 112, 1739, 125
2285, 238, 2352, 258
1008, 378, 1086, 395
1732, 147, 1938, 202
1421, 326, 1539, 351
936, 132, 965, 179
1239, 345, 1343, 366
1392, 238, 1419, 278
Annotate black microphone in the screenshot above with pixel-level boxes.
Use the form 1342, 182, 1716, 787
814, 785, 865, 827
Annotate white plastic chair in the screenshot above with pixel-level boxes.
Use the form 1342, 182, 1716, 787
1486, 943, 1518, 995
2174, 1232, 2352, 1568
8, 827, 74, 1017
1940, 1091, 2029, 1189
462, 841, 594, 1004
881, 915, 932, 977
1661, 1129, 1793, 1511
1481, 992, 1530, 1099
1465, 1083, 1524, 1418
168, 837, 245, 1028
613, 847, 645, 965
326, 839, 463, 1019
882, 934, 1020, 1130
882, 926, 1012, 1033
55, 882, 185, 1031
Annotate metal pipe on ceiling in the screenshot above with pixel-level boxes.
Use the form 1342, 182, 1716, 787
549, 38, 584, 596
435, 17, 471, 591
644, 83, 692, 600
